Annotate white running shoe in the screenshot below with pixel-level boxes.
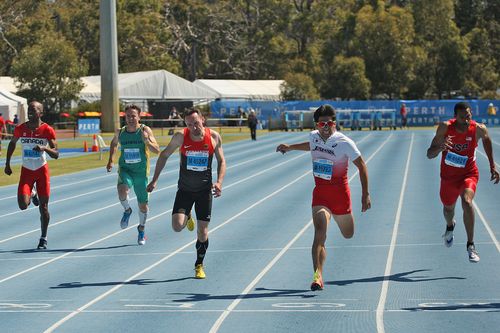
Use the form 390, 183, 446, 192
120, 208, 132, 229
467, 244, 480, 263
442, 221, 455, 248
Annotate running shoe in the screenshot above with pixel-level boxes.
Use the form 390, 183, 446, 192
442, 221, 455, 248
467, 244, 480, 263
310, 270, 324, 291
37, 238, 47, 250
120, 208, 132, 229
195, 264, 206, 279
31, 190, 39, 207
186, 214, 195, 232
137, 226, 146, 245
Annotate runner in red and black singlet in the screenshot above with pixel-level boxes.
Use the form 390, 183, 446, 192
427, 102, 499, 263
147, 108, 226, 279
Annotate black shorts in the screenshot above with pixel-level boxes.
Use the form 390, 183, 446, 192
172, 188, 213, 222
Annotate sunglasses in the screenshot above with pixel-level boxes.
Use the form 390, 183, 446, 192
317, 120, 335, 128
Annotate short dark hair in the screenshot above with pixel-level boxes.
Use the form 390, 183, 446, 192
454, 102, 471, 115
125, 104, 141, 113
184, 107, 203, 118
313, 104, 336, 122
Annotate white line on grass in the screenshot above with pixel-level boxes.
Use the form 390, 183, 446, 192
42, 171, 312, 333
376, 133, 414, 333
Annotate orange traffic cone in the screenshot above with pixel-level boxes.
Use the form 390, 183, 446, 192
83, 140, 88, 152
91, 134, 99, 152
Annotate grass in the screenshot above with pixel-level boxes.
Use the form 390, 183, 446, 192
0, 128, 265, 187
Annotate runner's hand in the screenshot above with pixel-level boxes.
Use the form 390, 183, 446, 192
491, 168, 500, 184
106, 161, 113, 172
276, 144, 290, 154
146, 181, 156, 193
4, 164, 12, 176
212, 183, 222, 197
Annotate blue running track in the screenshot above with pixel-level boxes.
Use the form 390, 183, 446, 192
0, 130, 499, 332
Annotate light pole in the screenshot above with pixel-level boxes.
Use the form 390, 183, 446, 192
99, 0, 119, 132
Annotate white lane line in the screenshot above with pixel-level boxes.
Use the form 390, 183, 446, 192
42, 171, 312, 333
0, 133, 297, 201
209, 219, 313, 333
376, 133, 414, 333
0, 152, 306, 245
208, 132, 391, 333
472, 201, 500, 253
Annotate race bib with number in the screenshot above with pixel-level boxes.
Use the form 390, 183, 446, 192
313, 159, 334, 180
444, 151, 468, 168
23, 149, 42, 160
187, 151, 209, 171
123, 148, 141, 164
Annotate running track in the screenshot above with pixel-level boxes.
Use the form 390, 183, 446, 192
0, 129, 499, 333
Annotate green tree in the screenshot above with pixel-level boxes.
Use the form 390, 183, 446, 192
353, 1, 416, 98
323, 55, 371, 100
11, 32, 87, 113
463, 27, 499, 98
281, 72, 319, 100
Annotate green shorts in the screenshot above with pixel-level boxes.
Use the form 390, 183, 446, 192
118, 167, 149, 204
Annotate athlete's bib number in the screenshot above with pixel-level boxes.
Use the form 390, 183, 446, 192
123, 148, 141, 164
23, 149, 42, 160
313, 159, 333, 180
187, 151, 209, 171
445, 151, 468, 168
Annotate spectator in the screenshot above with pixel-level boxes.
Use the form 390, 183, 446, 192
248, 109, 258, 140
13, 114, 19, 125
487, 103, 496, 116
400, 103, 408, 129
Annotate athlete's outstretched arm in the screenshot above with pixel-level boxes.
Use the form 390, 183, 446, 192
353, 156, 371, 212
146, 132, 183, 192
427, 122, 451, 159
276, 142, 310, 154
4, 136, 19, 175
212, 131, 226, 197
477, 123, 500, 184
142, 125, 160, 154
106, 129, 120, 172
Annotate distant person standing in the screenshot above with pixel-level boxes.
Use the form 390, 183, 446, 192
247, 109, 258, 140
400, 103, 408, 129
0, 113, 6, 156
13, 114, 19, 125
487, 103, 496, 116
107, 104, 160, 245
427, 102, 499, 262
4, 101, 59, 249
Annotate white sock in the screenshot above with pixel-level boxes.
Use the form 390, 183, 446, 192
138, 209, 148, 226
120, 197, 131, 211
41, 236, 47, 241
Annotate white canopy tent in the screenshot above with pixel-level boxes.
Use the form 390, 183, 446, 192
0, 89, 27, 123
79, 70, 220, 102
0, 76, 17, 93
193, 79, 284, 101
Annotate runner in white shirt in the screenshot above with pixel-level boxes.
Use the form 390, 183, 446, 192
276, 104, 371, 291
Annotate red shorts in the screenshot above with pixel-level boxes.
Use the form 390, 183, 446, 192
18, 164, 50, 198
439, 175, 478, 206
312, 184, 351, 215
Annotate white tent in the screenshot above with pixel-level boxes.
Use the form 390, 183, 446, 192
193, 79, 284, 101
0, 76, 17, 93
79, 70, 220, 102
0, 89, 28, 122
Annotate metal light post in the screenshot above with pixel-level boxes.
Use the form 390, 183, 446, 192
99, 0, 119, 132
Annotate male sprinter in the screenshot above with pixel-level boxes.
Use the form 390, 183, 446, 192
107, 104, 160, 245
147, 108, 226, 279
276, 104, 371, 291
427, 101, 499, 262
4, 101, 59, 249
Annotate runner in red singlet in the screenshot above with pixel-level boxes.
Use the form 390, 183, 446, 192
4, 101, 59, 250
427, 102, 499, 262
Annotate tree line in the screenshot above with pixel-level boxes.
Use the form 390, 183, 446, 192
0, 0, 498, 112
